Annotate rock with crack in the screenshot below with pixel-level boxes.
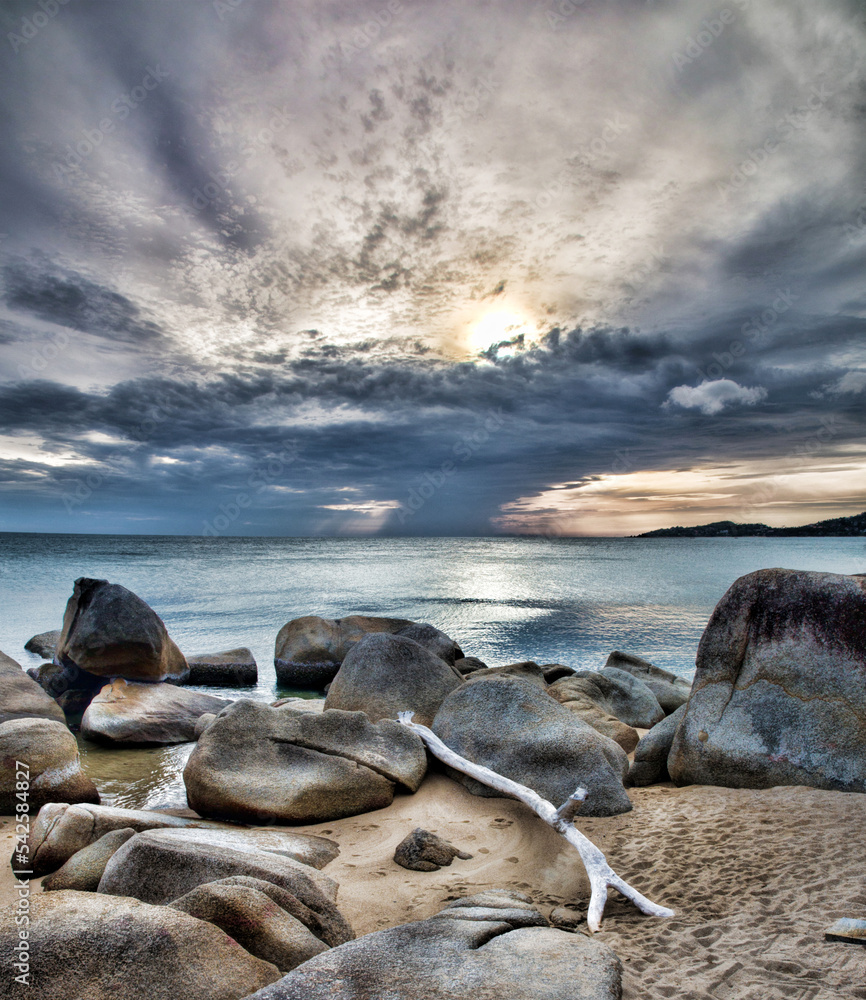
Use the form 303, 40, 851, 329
669, 568, 866, 791
546, 687, 639, 754
275, 614, 463, 688
324, 633, 464, 726
432, 674, 632, 817
81, 678, 232, 745
240, 889, 622, 1000
0, 649, 66, 725
184, 700, 427, 823
603, 651, 691, 714
393, 828, 473, 871
41, 827, 137, 891
169, 879, 332, 972
0, 718, 99, 814
0, 889, 280, 1000
627, 704, 687, 787
20, 801, 338, 877
56, 577, 188, 683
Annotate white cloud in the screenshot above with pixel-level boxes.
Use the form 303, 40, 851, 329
665, 379, 768, 415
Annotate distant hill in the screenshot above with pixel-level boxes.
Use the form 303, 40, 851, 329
637, 511, 866, 538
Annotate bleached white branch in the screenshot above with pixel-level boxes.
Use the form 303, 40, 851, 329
398, 711, 675, 933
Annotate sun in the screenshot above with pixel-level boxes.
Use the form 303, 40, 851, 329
468, 309, 528, 352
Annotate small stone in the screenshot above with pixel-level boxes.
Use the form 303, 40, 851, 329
549, 906, 585, 931
393, 828, 473, 872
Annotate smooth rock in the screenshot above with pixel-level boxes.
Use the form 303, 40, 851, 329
0, 649, 66, 725
669, 568, 866, 791
24, 629, 61, 659
627, 704, 687, 786
169, 881, 330, 972
56, 577, 188, 682
98, 830, 347, 936
241, 889, 622, 1000
21, 802, 239, 877
540, 663, 576, 683
0, 889, 280, 999
550, 669, 664, 729
274, 615, 462, 688
604, 651, 691, 713
0, 718, 99, 814
25, 659, 104, 720
393, 828, 473, 871
432, 674, 632, 817
454, 656, 487, 674
184, 701, 426, 824
81, 678, 231, 745
194, 712, 217, 738
324, 632, 464, 726
466, 661, 548, 687
183, 647, 258, 686
41, 827, 136, 891
145, 826, 340, 869
271, 697, 326, 713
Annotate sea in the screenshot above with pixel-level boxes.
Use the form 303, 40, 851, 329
2, 532, 863, 809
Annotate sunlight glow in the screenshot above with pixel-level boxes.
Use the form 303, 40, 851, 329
468, 309, 528, 352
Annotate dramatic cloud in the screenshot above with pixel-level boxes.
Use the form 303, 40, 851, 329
0, 0, 864, 534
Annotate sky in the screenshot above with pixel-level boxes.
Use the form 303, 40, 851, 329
0, 0, 864, 537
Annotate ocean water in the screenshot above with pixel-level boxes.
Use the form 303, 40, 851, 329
2, 532, 863, 808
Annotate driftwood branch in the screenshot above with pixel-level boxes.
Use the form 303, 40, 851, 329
398, 711, 675, 933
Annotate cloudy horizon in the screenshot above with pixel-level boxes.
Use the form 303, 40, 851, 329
0, 0, 864, 536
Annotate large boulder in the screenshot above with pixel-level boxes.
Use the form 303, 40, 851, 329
604, 651, 691, 713
669, 568, 866, 792
56, 577, 188, 683
24, 629, 61, 659
432, 674, 632, 817
274, 615, 462, 688
169, 880, 330, 972
0, 889, 280, 999
242, 889, 622, 1000
549, 669, 664, 729
42, 827, 137, 891
80, 678, 231, 745
0, 718, 99, 813
25, 659, 104, 720
21, 801, 338, 877
0, 649, 66, 725
627, 704, 687, 787
324, 633, 464, 726
547, 688, 639, 754
97, 829, 351, 942
182, 647, 258, 686
184, 701, 427, 824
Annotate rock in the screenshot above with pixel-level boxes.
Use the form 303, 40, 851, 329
194, 712, 217, 738
184, 701, 427, 824
549, 906, 585, 931
0, 649, 66, 725
24, 629, 61, 659
186, 875, 353, 949
0, 889, 280, 999
56, 577, 188, 683
324, 633, 463, 726
454, 656, 487, 674
271, 697, 326, 713
540, 663, 575, 683
169, 881, 329, 972
550, 691, 639, 754
669, 568, 866, 792
432, 674, 632, 817
0, 718, 99, 814
241, 889, 622, 1000
274, 614, 462, 688
25, 659, 104, 720
98, 829, 348, 936
627, 705, 687, 787
549, 669, 664, 729
21, 800, 338, 877
81, 678, 231, 745
393, 828, 473, 871
182, 647, 258, 686
604, 651, 691, 713
465, 661, 548, 687
41, 827, 136, 891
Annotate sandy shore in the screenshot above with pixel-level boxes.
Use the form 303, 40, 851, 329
3, 774, 865, 999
